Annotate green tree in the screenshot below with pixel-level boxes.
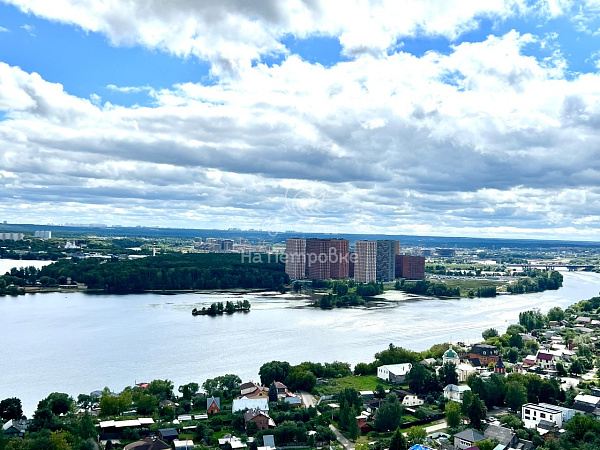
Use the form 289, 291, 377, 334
178, 383, 199, 401
389, 427, 408, 450
438, 362, 459, 387
374, 394, 403, 432
482, 328, 499, 340
474, 440, 497, 450
505, 381, 527, 412
147, 379, 174, 401
0, 398, 23, 421
445, 401, 462, 428
509, 333, 524, 349
135, 393, 158, 415
259, 361, 291, 386
547, 306, 565, 322
406, 426, 426, 446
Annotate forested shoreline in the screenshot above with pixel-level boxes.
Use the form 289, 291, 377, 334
0, 254, 289, 294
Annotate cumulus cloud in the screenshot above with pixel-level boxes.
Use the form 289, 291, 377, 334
1, 3, 600, 238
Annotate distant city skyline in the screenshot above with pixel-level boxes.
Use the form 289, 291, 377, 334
2, 2, 600, 240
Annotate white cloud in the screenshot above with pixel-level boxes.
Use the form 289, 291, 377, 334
0, 26, 9, 32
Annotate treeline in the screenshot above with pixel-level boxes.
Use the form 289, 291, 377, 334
259, 360, 352, 392
2, 253, 289, 293
192, 300, 251, 315
507, 269, 563, 293
395, 279, 460, 297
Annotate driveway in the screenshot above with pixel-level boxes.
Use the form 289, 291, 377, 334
329, 424, 355, 450
299, 390, 317, 408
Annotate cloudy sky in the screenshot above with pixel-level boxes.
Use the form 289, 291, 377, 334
1, 1, 600, 240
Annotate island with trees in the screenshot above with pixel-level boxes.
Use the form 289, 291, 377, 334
192, 300, 251, 316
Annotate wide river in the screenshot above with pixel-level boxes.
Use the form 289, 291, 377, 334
1, 259, 599, 416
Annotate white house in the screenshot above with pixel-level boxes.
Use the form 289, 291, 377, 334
232, 397, 269, 413
377, 363, 412, 384
456, 363, 477, 383
395, 390, 424, 407
443, 384, 471, 403
522, 403, 575, 429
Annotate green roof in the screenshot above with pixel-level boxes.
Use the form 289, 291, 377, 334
444, 348, 458, 358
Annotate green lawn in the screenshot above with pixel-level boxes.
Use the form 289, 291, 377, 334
316, 375, 393, 396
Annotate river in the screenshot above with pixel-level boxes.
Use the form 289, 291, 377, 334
1, 261, 599, 416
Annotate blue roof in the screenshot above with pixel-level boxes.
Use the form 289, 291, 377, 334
408, 446, 435, 450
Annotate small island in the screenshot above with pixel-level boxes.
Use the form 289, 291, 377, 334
192, 300, 251, 316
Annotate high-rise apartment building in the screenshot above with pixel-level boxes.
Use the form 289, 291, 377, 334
395, 255, 426, 280
354, 240, 377, 283
0, 232, 24, 241
284, 238, 306, 279
329, 239, 349, 280
306, 238, 331, 280
376, 240, 396, 282
34, 230, 52, 239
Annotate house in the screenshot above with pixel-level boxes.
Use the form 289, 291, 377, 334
377, 363, 412, 384
124, 437, 171, 450
522, 403, 576, 429
243, 409, 275, 430
2, 420, 25, 438
421, 358, 436, 366
456, 363, 477, 382
241, 382, 259, 396
173, 440, 194, 450
158, 428, 179, 443
357, 420, 374, 434
453, 429, 485, 449
469, 344, 500, 366
393, 389, 424, 407
99, 418, 155, 435
360, 390, 375, 400
218, 435, 248, 450
443, 345, 460, 366
483, 424, 518, 449
575, 316, 592, 324
159, 400, 177, 408
443, 384, 471, 403
245, 387, 269, 399
274, 382, 288, 394
207, 397, 221, 415
232, 397, 269, 413
522, 355, 537, 368
535, 351, 558, 370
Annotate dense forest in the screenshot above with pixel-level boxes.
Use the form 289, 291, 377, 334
0, 253, 289, 294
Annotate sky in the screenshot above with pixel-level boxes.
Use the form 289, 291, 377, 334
2, 1, 600, 240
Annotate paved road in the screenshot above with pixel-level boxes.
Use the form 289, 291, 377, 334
329, 424, 355, 450
299, 390, 317, 408
425, 420, 447, 434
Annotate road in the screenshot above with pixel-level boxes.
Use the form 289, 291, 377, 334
329, 424, 355, 450
424, 420, 447, 434
299, 390, 317, 408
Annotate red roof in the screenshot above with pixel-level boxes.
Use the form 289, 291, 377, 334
537, 353, 553, 361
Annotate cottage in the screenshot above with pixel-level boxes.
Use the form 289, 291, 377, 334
207, 397, 221, 415
274, 382, 288, 394
158, 428, 179, 443
453, 429, 485, 450
240, 382, 259, 396
393, 389, 424, 407
243, 409, 276, 430
483, 424, 518, 449
377, 363, 412, 384
535, 351, 558, 370
443, 384, 471, 403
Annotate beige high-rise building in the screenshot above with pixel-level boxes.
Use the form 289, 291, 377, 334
284, 238, 306, 279
354, 240, 377, 283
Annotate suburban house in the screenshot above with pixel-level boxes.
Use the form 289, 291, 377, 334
241, 382, 259, 396
173, 440, 194, 450
157, 428, 179, 443
232, 397, 269, 414
393, 389, 424, 407
456, 363, 477, 382
2, 420, 26, 438
274, 382, 288, 394
377, 363, 412, 384
536, 351, 559, 370
243, 409, 276, 430
469, 344, 500, 366
124, 437, 171, 450
453, 429, 485, 449
572, 394, 600, 418
207, 397, 221, 415
443, 384, 471, 403
483, 424, 518, 449
523, 355, 537, 368
522, 403, 576, 429
218, 435, 249, 450
284, 395, 302, 407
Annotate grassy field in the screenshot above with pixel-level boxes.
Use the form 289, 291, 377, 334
316, 375, 394, 396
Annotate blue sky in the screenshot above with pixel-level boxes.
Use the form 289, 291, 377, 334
1, 0, 600, 240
